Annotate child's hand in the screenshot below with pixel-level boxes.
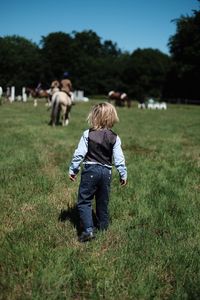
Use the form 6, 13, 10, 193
69, 174, 77, 181
120, 179, 127, 186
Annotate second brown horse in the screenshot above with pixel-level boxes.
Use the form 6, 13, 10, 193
108, 91, 131, 108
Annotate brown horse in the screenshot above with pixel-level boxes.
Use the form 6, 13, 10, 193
108, 91, 131, 108
26, 87, 50, 102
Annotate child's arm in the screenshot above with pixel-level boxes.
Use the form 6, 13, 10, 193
69, 174, 77, 181
120, 179, 127, 186
68, 130, 89, 180
113, 136, 127, 185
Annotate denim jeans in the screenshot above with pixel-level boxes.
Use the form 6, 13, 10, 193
77, 164, 112, 232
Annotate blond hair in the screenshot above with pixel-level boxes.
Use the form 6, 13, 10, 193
87, 102, 119, 130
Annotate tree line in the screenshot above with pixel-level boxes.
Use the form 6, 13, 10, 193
0, 6, 199, 103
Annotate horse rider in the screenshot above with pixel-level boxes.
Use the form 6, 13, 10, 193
60, 72, 73, 97
35, 82, 42, 97
50, 80, 60, 92
48, 79, 60, 104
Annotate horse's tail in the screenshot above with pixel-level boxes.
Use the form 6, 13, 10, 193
51, 94, 60, 125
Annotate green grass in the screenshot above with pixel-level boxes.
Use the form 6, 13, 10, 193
0, 99, 200, 299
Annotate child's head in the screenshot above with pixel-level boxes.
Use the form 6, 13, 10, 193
87, 102, 119, 130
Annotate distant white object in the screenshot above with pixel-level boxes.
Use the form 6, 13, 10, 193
34, 99, 38, 107
17, 95, 22, 101
0, 86, 3, 98
73, 90, 89, 102
22, 87, 27, 102
121, 93, 127, 100
148, 98, 154, 104
147, 102, 167, 110
147, 103, 155, 109
146, 98, 167, 110
138, 103, 146, 109
158, 102, 167, 110
9, 86, 15, 102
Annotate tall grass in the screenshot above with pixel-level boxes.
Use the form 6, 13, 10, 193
0, 100, 200, 299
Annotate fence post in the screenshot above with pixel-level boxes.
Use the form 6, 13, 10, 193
22, 87, 27, 102
10, 86, 15, 102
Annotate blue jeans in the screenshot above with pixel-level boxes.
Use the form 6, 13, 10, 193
77, 164, 112, 232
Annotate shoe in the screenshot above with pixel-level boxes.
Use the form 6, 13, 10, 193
78, 231, 95, 243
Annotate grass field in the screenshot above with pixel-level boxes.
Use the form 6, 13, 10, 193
0, 99, 200, 299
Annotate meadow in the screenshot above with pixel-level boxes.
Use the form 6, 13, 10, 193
0, 99, 200, 300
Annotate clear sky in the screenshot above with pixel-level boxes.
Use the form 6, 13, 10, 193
0, 0, 199, 54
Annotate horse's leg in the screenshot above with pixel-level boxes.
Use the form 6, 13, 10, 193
56, 105, 61, 125
127, 98, 131, 108
49, 95, 55, 125
60, 104, 66, 126
48, 95, 52, 107
115, 98, 120, 106
50, 102, 55, 126
64, 105, 72, 125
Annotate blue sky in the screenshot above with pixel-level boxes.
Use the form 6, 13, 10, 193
0, 0, 199, 54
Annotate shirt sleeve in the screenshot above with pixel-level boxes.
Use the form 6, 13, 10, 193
113, 135, 127, 180
69, 130, 89, 175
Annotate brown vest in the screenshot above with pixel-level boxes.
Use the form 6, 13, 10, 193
85, 129, 117, 165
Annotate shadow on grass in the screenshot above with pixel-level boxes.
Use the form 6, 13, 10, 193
58, 206, 81, 235
58, 206, 98, 236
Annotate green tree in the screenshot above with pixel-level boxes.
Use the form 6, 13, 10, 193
40, 32, 74, 83
167, 5, 200, 101
0, 31, 173, 98
69, 30, 122, 94
0, 35, 42, 93
123, 48, 171, 101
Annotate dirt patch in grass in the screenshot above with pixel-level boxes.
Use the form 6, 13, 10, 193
124, 143, 157, 156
